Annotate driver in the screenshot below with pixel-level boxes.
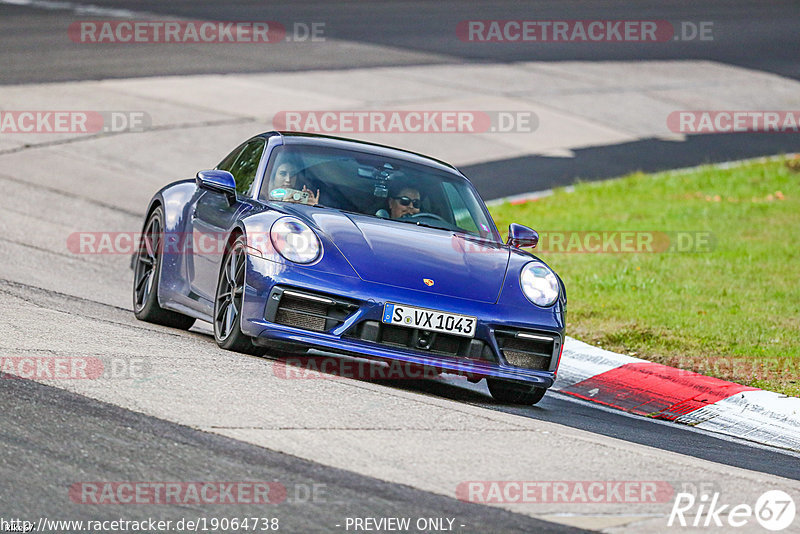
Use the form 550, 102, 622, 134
388, 186, 421, 219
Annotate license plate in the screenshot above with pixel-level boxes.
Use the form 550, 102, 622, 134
382, 303, 476, 338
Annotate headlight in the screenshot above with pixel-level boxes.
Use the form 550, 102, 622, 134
270, 217, 321, 264
520, 261, 559, 307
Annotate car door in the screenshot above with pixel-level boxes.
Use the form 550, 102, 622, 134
189, 138, 266, 305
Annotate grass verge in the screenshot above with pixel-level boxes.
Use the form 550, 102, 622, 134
489, 156, 800, 396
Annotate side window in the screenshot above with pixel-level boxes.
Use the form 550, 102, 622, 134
229, 138, 266, 195
442, 182, 479, 233
217, 144, 244, 173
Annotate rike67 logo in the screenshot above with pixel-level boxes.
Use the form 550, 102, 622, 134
668, 490, 795, 531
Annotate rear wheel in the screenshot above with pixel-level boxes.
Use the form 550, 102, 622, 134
213, 234, 263, 355
133, 206, 195, 329
487, 378, 547, 405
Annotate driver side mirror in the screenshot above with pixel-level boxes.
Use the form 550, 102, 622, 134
196, 170, 237, 204
507, 223, 538, 248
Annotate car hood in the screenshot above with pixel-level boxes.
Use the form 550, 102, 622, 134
304, 210, 510, 303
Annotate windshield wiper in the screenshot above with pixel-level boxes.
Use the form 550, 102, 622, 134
414, 220, 445, 230
392, 218, 450, 232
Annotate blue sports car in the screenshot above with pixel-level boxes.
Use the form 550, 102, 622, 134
133, 132, 566, 404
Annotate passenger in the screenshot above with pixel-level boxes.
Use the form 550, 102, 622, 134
269, 161, 319, 206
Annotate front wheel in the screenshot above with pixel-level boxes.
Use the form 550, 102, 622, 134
213, 234, 263, 355
487, 378, 547, 405
133, 206, 195, 329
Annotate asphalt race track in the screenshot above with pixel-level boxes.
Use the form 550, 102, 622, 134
2, 0, 800, 193
1, 1, 799, 533
1, 378, 584, 534
3, 0, 800, 82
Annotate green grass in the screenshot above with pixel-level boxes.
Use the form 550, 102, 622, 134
489, 156, 800, 396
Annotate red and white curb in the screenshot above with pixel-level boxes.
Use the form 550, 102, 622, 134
552, 337, 800, 452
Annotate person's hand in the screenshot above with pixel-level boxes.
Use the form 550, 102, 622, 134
303, 186, 320, 206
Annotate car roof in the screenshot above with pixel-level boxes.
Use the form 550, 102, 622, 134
259, 131, 462, 177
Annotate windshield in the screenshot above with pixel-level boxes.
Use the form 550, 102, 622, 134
260, 144, 500, 241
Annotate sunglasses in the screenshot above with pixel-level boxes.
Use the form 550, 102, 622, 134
393, 196, 422, 208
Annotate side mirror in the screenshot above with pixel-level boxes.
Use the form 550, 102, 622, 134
507, 223, 539, 249
196, 170, 237, 204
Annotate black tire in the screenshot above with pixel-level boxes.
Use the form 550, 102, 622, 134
133, 206, 195, 329
213, 234, 263, 355
487, 378, 547, 405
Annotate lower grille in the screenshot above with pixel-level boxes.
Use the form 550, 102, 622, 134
275, 296, 328, 331
432, 334, 460, 355
495, 330, 559, 371
345, 321, 494, 361
503, 350, 551, 371
382, 324, 412, 346
266, 288, 357, 333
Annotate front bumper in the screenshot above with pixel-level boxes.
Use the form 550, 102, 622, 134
241, 255, 564, 388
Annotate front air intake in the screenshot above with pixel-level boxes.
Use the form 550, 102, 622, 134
494, 330, 561, 371
266, 288, 358, 333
